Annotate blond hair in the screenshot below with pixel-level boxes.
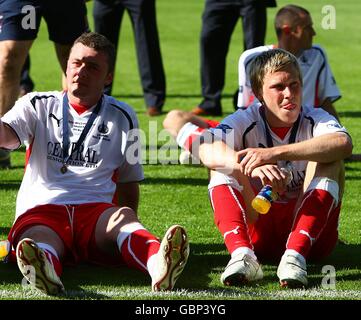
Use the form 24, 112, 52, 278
249, 48, 302, 100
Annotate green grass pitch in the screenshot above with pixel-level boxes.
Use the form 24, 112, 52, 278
0, 0, 360, 300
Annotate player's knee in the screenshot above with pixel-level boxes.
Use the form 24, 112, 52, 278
163, 109, 182, 127
99, 207, 139, 243
19, 225, 55, 240
17, 225, 64, 255
105, 207, 138, 231
163, 109, 187, 136
54, 44, 72, 72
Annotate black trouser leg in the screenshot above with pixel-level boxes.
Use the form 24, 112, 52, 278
93, 0, 124, 95
241, 0, 267, 50
199, 0, 239, 112
20, 55, 34, 93
126, 0, 166, 110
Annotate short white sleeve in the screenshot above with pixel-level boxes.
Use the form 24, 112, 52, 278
1, 94, 39, 146
314, 45, 341, 104
306, 107, 348, 137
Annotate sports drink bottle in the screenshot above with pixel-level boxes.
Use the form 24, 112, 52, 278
251, 185, 278, 214
0, 240, 10, 261
251, 164, 293, 214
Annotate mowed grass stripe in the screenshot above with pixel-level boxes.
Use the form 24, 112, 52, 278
1, 288, 360, 300
1, 0, 360, 300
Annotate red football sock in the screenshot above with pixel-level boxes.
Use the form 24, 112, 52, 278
44, 250, 63, 277
183, 119, 219, 151
210, 185, 253, 254
120, 229, 160, 273
184, 127, 206, 151
286, 189, 336, 258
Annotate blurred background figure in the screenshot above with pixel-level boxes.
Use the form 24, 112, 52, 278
192, 0, 277, 116
93, 0, 166, 116
19, 55, 35, 97
0, 0, 88, 168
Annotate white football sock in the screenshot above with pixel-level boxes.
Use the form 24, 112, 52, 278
116, 222, 146, 251
146, 253, 158, 279
306, 177, 339, 203
176, 122, 200, 149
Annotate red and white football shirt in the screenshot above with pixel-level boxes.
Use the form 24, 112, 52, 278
208, 104, 349, 200
2, 91, 144, 218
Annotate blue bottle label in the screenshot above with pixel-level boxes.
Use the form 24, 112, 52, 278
257, 185, 276, 203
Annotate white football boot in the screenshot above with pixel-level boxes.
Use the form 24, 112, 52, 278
221, 253, 263, 286
277, 252, 308, 288
16, 238, 65, 295
151, 225, 189, 291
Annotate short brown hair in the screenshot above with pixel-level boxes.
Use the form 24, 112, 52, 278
274, 5, 310, 38
72, 32, 116, 73
249, 48, 302, 100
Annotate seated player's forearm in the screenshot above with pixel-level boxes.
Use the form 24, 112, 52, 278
272, 133, 352, 163
197, 140, 239, 174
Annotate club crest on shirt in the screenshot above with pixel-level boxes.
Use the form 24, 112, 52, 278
93, 121, 111, 142
98, 122, 109, 134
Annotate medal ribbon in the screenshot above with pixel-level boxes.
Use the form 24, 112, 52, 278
62, 93, 103, 170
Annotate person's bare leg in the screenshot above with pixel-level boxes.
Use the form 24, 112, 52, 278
18, 225, 65, 258
54, 43, 72, 90
94, 206, 139, 256
95, 206, 189, 291
302, 160, 344, 202
163, 109, 210, 139
0, 40, 33, 116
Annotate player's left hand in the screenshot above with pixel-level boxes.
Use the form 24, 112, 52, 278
237, 147, 277, 176
250, 164, 289, 194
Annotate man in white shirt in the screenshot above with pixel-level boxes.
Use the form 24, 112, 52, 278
236, 5, 340, 118
163, 4, 347, 163
191, 48, 352, 288
0, 32, 189, 295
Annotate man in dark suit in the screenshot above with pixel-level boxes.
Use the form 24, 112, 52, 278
192, 0, 277, 116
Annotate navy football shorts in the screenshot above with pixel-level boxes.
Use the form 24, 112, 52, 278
0, 0, 88, 44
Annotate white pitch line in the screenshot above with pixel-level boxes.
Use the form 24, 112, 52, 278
0, 288, 360, 300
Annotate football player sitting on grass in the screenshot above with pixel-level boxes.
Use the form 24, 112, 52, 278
0, 32, 189, 295
189, 49, 352, 288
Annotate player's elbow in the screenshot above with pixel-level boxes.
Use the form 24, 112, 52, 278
339, 133, 353, 159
